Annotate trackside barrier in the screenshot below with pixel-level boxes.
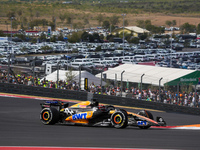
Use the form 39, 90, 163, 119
0, 83, 87, 101
93, 94, 200, 115
0, 83, 200, 115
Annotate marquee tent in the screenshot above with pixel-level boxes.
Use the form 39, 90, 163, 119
43, 70, 106, 86
95, 64, 200, 87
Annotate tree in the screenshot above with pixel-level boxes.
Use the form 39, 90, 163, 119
96, 14, 104, 26
102, 20, 110, 29
81, 31, 90, 42
172, 20, 176, 26
145, 20, 151, 26
50, 35, 57, 42
66, 15, 73, 25
12, 20, 18, 30
49, 21, 55, 31
31, 38, 37, 43
139, 33, 148, 40
57, 33, 64, 41
39, 32, 47, 42
136, 20, 145, 28
124, 20, 129, 26
100, 34, 104, 40
36, 11, 40, 18
14, 33, 26, 41
68, 31, 83, 43
0, 30, 5, 36
110, 15, 119, 25
28, 8, 33, 21
59, 14, 65, 22
17, 10, 23, 17
165, 20, 172, 27
7, 11, 15, 19
17, 10, 23, 24
42, 19, 48, 30
95, 46, 101, 52
93, 33, 100, 42
136, 20, 151, 29
129, 37, 139, 44
66, 69, 76, 82
146, 24, 165, 34
196, 23, 200, 34
180, 23, 196, 33
41, 46, 53, 50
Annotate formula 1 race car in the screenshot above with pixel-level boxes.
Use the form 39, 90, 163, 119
40, 99, 166, 129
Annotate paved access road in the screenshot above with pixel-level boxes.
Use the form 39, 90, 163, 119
0, 96, 200, 150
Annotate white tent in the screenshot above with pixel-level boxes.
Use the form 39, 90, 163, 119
125, 26, 150, 34
95, 64, 196, 86
43, 70, 106, 86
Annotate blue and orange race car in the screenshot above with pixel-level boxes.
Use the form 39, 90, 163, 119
40, 99, 166, 129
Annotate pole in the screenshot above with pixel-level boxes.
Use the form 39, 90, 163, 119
101, 71, 102, 94
100, 68, 104, 94
121, 70, 125, 96
7, 54, 10, 83
140, 74, 145, 100
170, 34, 172, 67
121, 14, 126, 56
115, 73, 117, 87
11, 17, 13, 41
177, 82, 180, 105
57, 61, 60, 89
32, 59, 35, 86
79, 65, 81, 91
67, 56, 68, 70
10, 17, 13, 65
195, 84, 197, 107
159, 77, 163, 102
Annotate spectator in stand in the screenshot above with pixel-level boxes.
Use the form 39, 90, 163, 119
2, 70, 200, 108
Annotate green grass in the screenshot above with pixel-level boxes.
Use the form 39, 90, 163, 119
1, 0, 200, 30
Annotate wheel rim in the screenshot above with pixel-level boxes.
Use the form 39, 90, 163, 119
113, 114, 122, 124
42, 111, 50, 121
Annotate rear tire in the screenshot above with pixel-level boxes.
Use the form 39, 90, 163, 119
138, 110, 153, 129
40, 107, 59, 125
111, 109, 128, 129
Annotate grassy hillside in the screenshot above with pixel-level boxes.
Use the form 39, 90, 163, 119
1, 0, 200, 31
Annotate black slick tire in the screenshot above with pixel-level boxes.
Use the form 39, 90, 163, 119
111, 109, 128, 129
40, 107, 59, 125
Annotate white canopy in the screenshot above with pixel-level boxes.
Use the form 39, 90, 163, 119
125, 26, 150, 33
95, 64, 196, 86
43, 70, 106, 86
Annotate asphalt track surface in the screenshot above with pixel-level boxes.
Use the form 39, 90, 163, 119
0, 96, 200, 150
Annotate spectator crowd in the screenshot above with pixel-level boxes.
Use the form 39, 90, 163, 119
1, 70, 200, 108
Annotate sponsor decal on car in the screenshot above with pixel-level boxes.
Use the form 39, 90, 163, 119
72, 113, 87, 120
137, 121, 148, 126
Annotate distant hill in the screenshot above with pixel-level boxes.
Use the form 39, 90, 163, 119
0, 0, 200, 31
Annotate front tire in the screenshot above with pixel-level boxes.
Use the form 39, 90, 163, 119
111, 109, 128, 129
40, 107, 59, 125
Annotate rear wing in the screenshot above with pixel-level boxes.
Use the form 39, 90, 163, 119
40, 100, 68, 110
